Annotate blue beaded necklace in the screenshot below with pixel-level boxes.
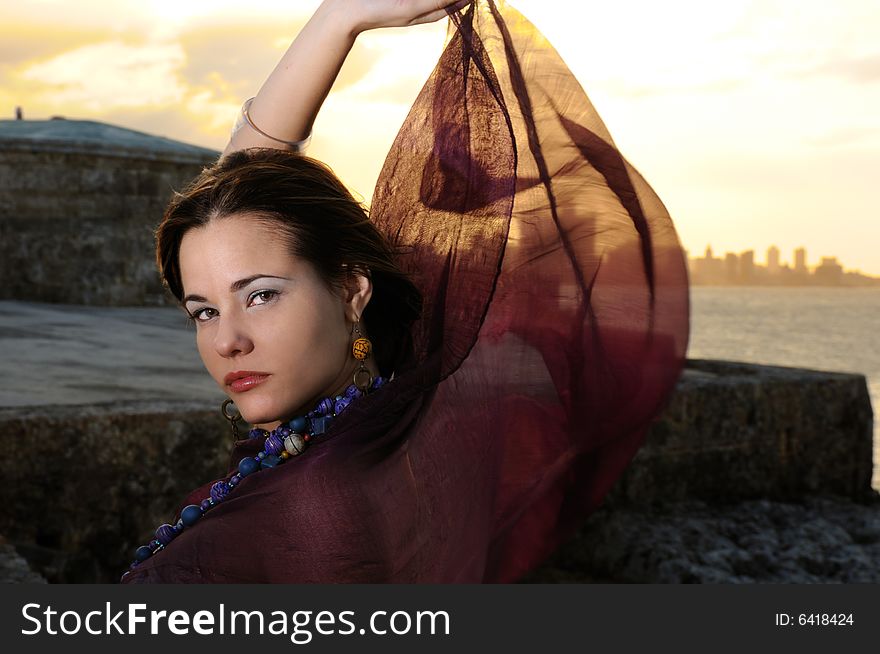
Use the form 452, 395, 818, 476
121, 375, 388, 577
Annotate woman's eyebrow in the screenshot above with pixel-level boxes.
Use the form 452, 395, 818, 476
182, 274, 291, 304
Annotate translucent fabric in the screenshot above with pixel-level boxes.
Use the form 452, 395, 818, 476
120, 0, 689, 583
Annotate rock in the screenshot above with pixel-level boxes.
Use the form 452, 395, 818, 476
0, 542, 47, 583
525, 492, 880, 583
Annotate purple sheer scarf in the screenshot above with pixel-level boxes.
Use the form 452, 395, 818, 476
121, 0, 689, 583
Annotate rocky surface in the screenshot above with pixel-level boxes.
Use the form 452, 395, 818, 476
524, 492, 880, 583
0, 535, 47, 584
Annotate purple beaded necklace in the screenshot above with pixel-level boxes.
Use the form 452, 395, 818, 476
121, 375, 388, 578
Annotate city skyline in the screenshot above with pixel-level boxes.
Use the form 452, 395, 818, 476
692, 243, 875, 272
688, 243, 880, 286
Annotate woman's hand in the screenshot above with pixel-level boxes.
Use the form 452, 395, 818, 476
331, 0, 474, 37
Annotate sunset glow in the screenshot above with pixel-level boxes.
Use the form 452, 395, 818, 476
3, 0, 878, 274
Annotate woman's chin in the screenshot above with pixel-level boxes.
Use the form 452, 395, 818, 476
232, 399, 283, 428
231, 391, 315, 429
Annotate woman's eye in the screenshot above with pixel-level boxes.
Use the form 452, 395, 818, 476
190, 308, 216, 323
250, 290, 279, 306
188, 291, 278, 324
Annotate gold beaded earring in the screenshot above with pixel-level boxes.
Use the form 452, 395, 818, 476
221, 399, 244, 442
351, 316, 374, 393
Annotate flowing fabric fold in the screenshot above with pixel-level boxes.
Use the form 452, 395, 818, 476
121, 0, 689, 584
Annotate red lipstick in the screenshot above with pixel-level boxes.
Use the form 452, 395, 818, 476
225, 371, 270, 393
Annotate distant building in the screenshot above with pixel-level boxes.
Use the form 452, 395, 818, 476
767, 245, 780, 274
814, 256, 844, 285
740, 249, 755, 282
794, 247, 807, 275
724, 252, 738, 283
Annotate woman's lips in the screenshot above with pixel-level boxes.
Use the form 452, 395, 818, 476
228, 374, 270, 393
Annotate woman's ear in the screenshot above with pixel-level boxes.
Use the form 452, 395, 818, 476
341, 266, 372, 322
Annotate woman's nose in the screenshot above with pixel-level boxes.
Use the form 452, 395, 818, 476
212, 313, 254, 358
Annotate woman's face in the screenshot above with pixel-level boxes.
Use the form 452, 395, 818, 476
178, 213, 374, 431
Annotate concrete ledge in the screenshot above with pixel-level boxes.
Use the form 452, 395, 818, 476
0, 401, 231, 583
606, 358, 875, 505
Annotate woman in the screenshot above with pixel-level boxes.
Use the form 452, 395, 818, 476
120, 0, 690, 583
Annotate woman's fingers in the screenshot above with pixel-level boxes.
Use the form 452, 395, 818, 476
350, 0, 475, 34
413, 0, 472, 14
408, 0, 473, 26
438, 0, 474, 10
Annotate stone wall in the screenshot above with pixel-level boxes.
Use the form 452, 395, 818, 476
0, 359, 874, 582
606, 358, 875, 504
0, 146, 217, 306
0, 400, 230, 583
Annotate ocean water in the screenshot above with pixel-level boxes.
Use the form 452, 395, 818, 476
686, 286, 880, 490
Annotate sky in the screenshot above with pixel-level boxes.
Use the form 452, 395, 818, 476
2, 0, 879, 275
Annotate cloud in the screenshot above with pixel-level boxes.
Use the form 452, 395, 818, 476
326, 27, 445, 105
790, 52, 880, 84
1, 0, 322, 38
0, 23, 119, 68
18, 40, 187, 112
175, 19, 382, 99
6, 14, 390, 141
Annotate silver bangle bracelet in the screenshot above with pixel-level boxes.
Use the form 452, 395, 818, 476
233, 96, 311, 152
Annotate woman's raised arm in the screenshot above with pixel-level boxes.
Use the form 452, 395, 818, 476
221, 0, 472, 161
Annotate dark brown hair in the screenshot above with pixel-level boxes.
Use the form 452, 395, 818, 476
155, 147, 422, 377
